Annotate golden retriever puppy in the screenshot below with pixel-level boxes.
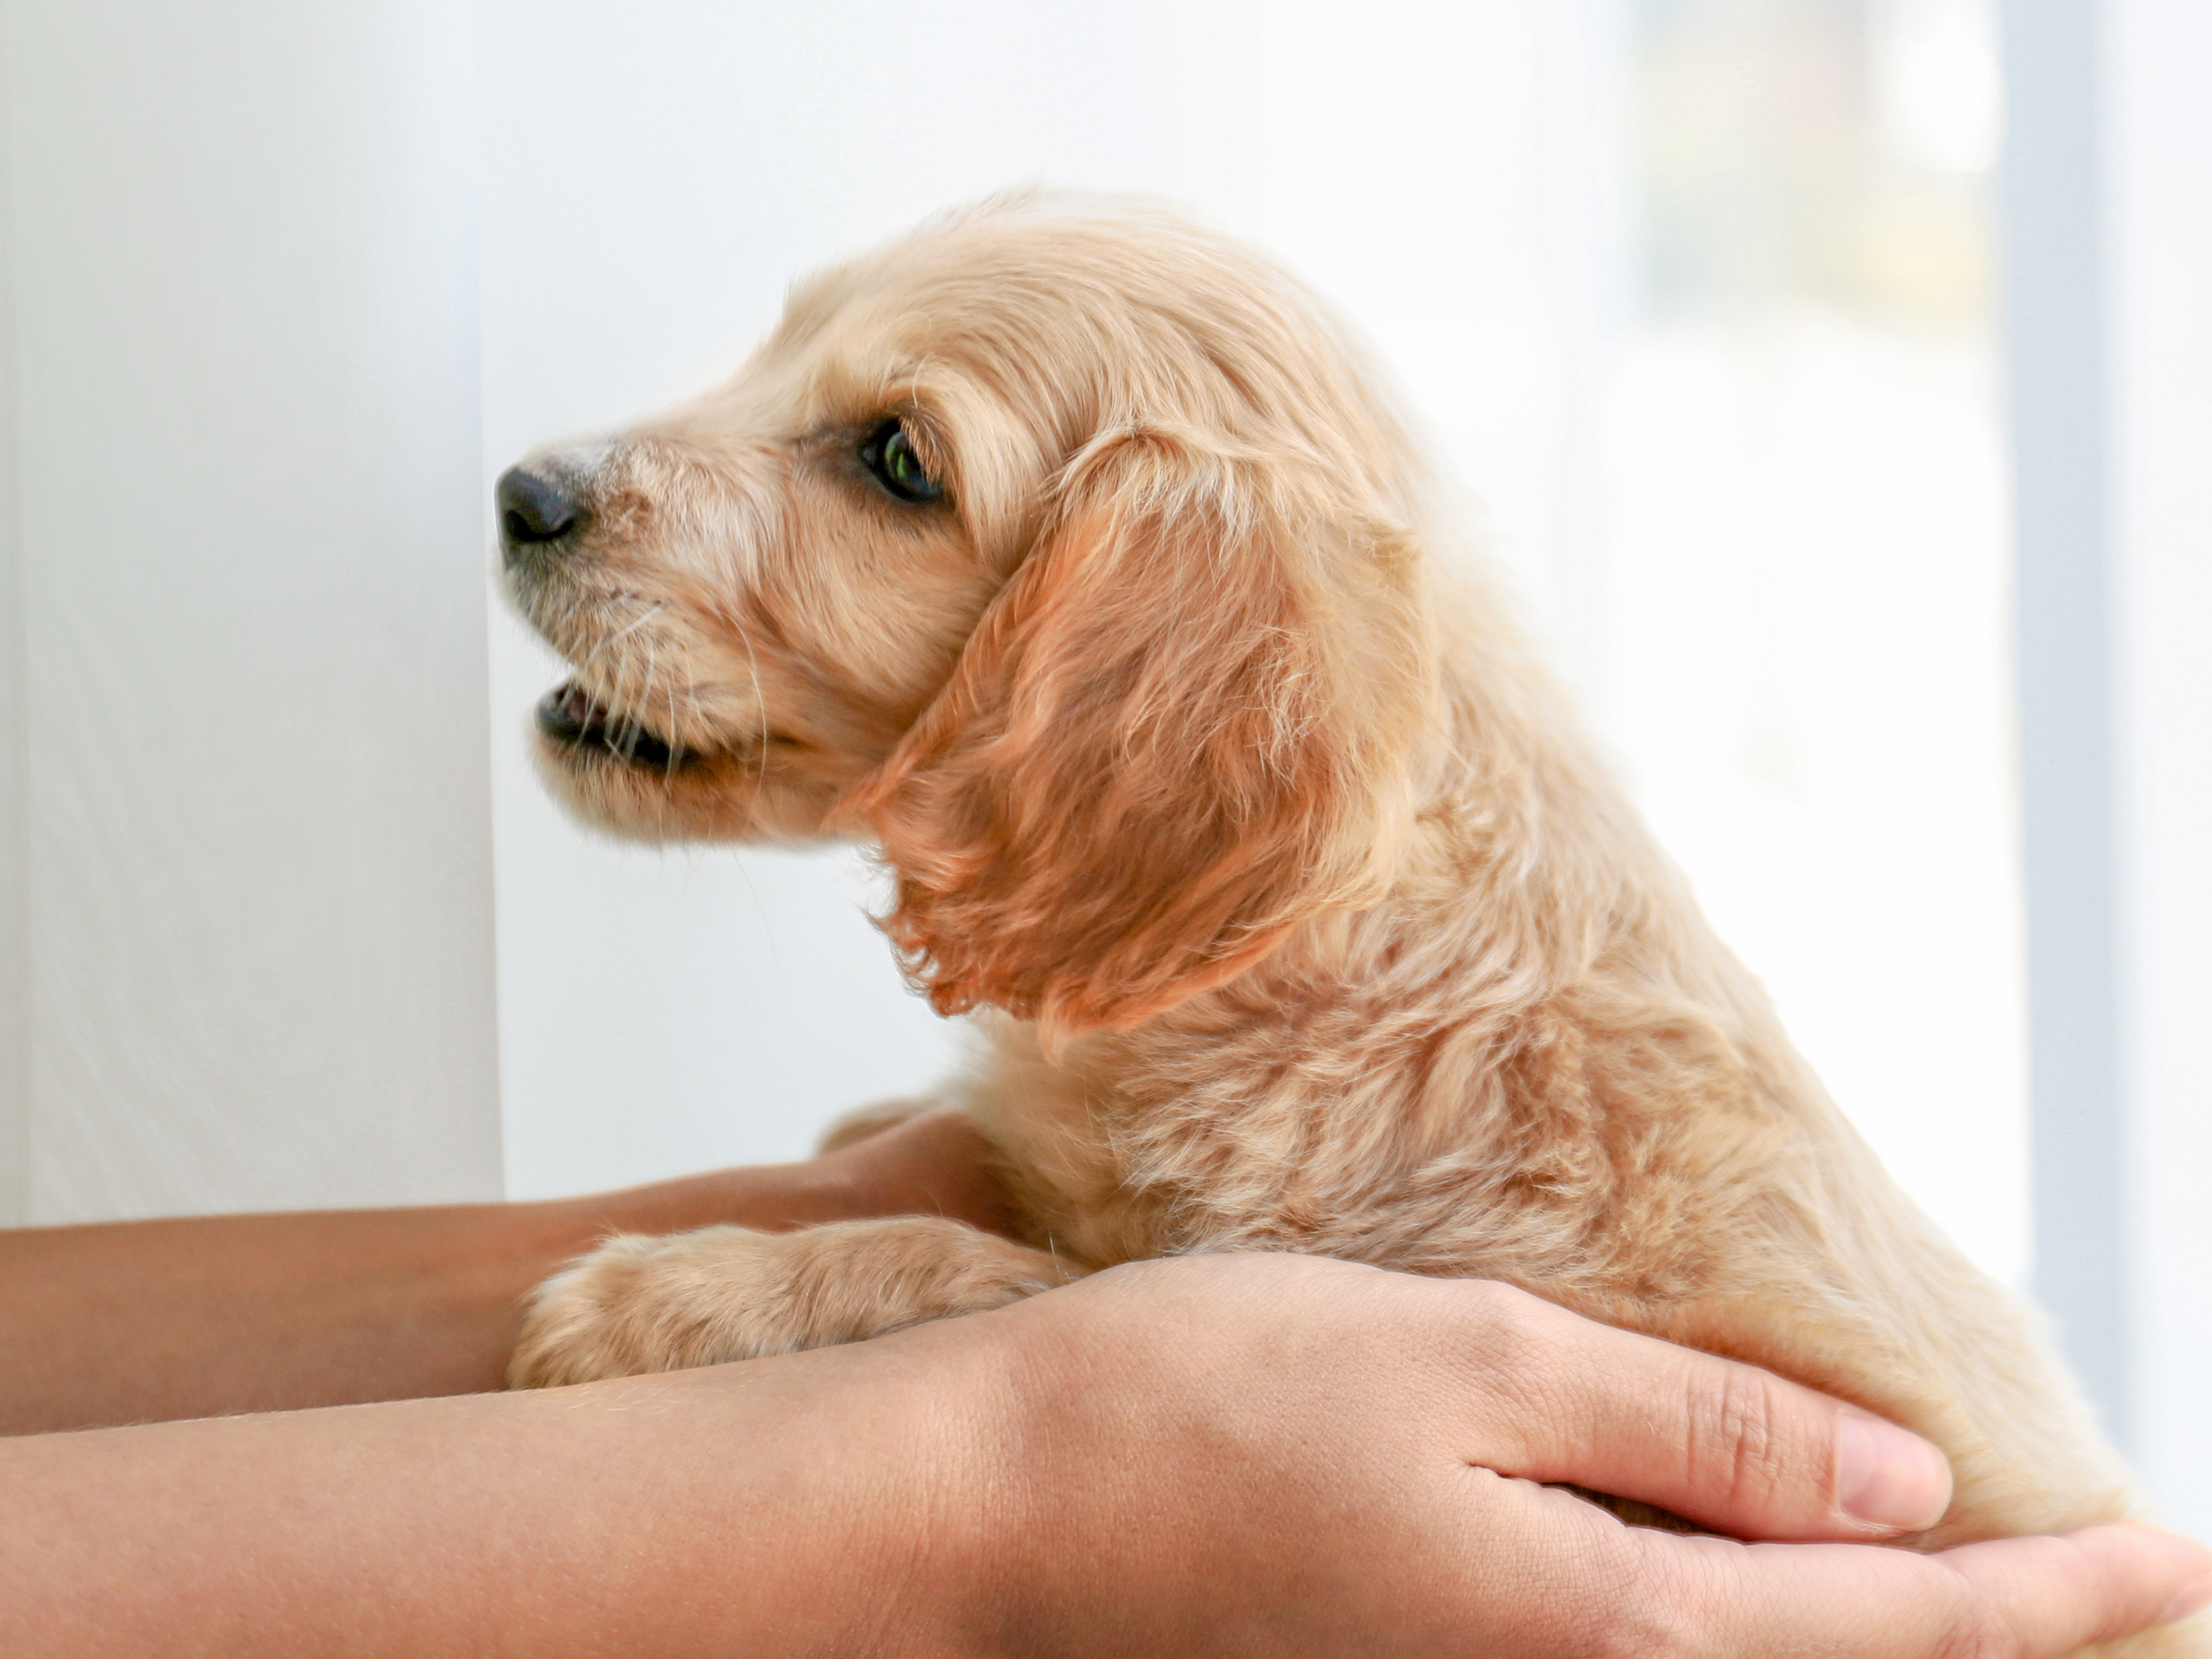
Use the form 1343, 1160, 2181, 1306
499, 194, 2182, 1645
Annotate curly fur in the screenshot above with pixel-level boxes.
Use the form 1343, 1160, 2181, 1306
500, 194, 2190, 1654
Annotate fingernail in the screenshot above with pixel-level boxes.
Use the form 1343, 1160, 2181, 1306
2160, 1573, 2212, 1626
1836, 1410, 1952, 1531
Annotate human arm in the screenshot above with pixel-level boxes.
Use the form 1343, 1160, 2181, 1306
0, 1106, 1009, 1434
1, 1253, 2203, 1659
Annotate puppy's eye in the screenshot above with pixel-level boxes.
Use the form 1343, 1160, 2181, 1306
859, 419, 943, 504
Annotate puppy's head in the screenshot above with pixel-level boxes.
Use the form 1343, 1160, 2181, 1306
504, 196, 1436, 1034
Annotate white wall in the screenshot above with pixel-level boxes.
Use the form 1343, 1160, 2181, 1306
2111, 0, 2212, 1540
0, 0, 503, 1222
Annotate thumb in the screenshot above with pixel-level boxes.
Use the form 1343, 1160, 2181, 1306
1450, 1283, 1952, 1541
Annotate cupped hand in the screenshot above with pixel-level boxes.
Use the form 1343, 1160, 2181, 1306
899, 1253, 2210, 1658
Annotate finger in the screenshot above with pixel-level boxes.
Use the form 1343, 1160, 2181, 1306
1937, 1527, 2212, 1654
1634, 1522, 2212, 1659
1445, 1282, 1952, 1540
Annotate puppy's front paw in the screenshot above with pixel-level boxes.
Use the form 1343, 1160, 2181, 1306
507, 1215, 1074, 1388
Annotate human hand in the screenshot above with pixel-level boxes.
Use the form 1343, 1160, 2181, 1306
6, 1251, 2202, 1658
548, 1104, 1024, 1244
892, 1253, 2211, 1658
808, 1105, 1028, 1238
0, 1099, 1027, 1433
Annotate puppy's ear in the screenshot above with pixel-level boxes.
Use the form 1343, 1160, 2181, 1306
844, 429, 1432, 1036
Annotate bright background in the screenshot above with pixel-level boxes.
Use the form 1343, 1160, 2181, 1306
1, 0, 2204, 1528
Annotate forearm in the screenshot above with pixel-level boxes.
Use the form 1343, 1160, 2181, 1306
0, 1344, 972, 1659
0, 1257, 2200, 1659
0, 1118, 1003, 1434
0, 1198, 577, 1434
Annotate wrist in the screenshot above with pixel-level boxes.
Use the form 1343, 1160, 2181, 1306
533, 1158, 849, 1243
813, 1110, 1028, 1238
822, 1312, 1037, 1659
524, 1108, 1021, 1251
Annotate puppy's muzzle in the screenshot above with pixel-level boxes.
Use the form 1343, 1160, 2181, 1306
498, 467, 589, 566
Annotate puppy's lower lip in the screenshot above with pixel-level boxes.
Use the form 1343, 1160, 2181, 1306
536, 683, 605, 744
537, 681, 685, 769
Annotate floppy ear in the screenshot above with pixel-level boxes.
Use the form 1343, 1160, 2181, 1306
844, 429, 1433, 1036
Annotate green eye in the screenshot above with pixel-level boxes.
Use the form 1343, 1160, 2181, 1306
862, 419, 943, 503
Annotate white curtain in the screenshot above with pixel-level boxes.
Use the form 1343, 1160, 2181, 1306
0, 0, 502, 1221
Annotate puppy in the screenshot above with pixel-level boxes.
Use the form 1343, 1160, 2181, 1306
499, 194, 2180, 1645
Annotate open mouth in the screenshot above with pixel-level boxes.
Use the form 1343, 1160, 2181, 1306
537, 681, 690, 770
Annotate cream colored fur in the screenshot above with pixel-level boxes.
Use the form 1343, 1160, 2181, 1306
501, 195, 2189, 1654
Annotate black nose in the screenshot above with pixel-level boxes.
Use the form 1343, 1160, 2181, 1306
498, 467, 585, 562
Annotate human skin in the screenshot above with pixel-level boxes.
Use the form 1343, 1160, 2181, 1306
0, 1253, 2205, 1659
0, 1106, 1015, 1435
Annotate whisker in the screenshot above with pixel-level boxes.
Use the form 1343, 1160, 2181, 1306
604, 596, 665, 649
666, 671, 681, 781
725, 609, 771, 784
